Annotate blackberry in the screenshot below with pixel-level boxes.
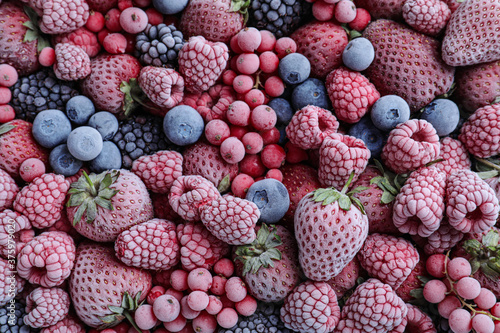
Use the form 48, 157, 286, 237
135, 24, 184, 68
112, 113, 178, 169
248, 0, 311, 38
0, 301, 31, 333
219, 301, 293, 333
9, 68, 78, 122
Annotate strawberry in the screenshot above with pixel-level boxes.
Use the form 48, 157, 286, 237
180, 84, 237, 122
326, 256, 365, 298
233, 224, 302, 302
442, 0, 500, 66
80, 54, 142, 118
294, 173, 369, 281
179, 0, 248, 43
290, 20, 348, 79
86, 0, 117, 12
66, 170, 154, 242
69, 242, 152, 329
363, 19, 455, 112
355, 0, 405, 20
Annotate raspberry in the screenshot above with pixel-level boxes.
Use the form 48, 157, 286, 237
446, 169, 499, 233
24, 287, 70, 328
131, 150, 183, 194
326, 67, 380, 124
417, 220, 464, 255
405, 304, 437, 332
381, 119, 440, 174
459, 103, 500, 158
286, 105, 339, 150
52, 27, 101, 58
402, 0, 451, 36
138, 66, 184, 109
433, 137, 472, 176
36, 0, 90, 35
53, 43, 91, 81
0, 169, 18, 210
0, 209, 34, 259
181, 84, 236, 122
392, 166, 446, 237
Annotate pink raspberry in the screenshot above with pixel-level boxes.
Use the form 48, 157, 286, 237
181, 84, 237, 122
0, 209, 34, 259
51, 27, 101, 57
280, 281, 340, 333
0, 257, 25, 306
24, 287, 70, 328
168, 175, 222, 222
138, 66, 184, 109
412, 220, 464, 255
433, 137, 471, 176
318, 133, 371, 190
37, 0, 90, 35
392, 166, 446, 237
334, 278, 408, 333
131, 150, 183, 194
115, 219, 180, 270
40, 316, 86, 333
459, 103, 500, 158
358, 234, 420, 290
178, 36, 229, 93
285, 105, 340, 150
53, 43, 91, 81
326, 66, 380, 124
381, 119, 440, 174
17, 231, 76, 287
402, 0, 451, 36
0, 168, 18, 210
446, 169, 500, 233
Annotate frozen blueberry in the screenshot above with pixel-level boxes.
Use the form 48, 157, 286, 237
49, 144, 83, 176
66, 95, 95, 125
291, 78, 330, 110
89, 141, 122, 173
342, 37, 375, 72
348, 116, 386, 157
278, 53, 311, 85
246, 178, 290, 224
32, 109, 72, 148
268, 98, 293, 126
421, 99, 460, 136
153, 0, 188, 14
370, 95, 411, 132
67, 126, 104, 161
163, 105, 204, 146
87, 111, 119, 141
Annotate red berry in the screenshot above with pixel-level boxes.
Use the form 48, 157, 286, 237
284, 141, 308, 163
206, 295, 223, 315
187, 291, 210, 311
180, 296, 201, 320
312, 0, 335, 21
447, 257, 472, 281
220, 137, 246, 164
230, 125, 250, 140
227, 101, 251, 126
38, 47, 56, 67
205, 120, 231, 146
275, 37, 297, 58
242, 132, 264, 154
217, 308, 239, 329
165, 288, 184, 302
133, 0, 151, 7
135, 304, 157, 330
438, 295, 462, 319
0, 87, 11, 104
145, 8, 164, 25
474, 288, 497, 310
335, 0, 357, 23
222, 69, 238, 86
213, 258, 235, 278
192, 311, 217, 333
19, 158, 46, 183
119, 7, 148, 34
260, 127, 281, 145
118, 0, 133, 10
231, 173, 255, 198
455, 277, 482, 300
448, 308, 472, 333
237, 27, 262, 53
251, 105, 277, 131
105, 8, 122, 32
472, 314, 495, 333
232, 75, 254, 94
163, 314, 187, 332
97, 28, 110, 44
230, 34, 244, 54
220, 295, 235, 309
225, 277, 247, 302
426, 253, 447, 278
261, 144, 286, 169
103, 33, 127, 54
265, 169, 283, 182
239, 154, 266, 178
423, 279, 447, 303
170, 269, 189, 291
257, 30, 277, 52
259, 51, 280, 73
86, 10, 105, 32
0, 64, 18, 87
236, 53, 260, 75
245, 89, 265, 109
147, 286, 166, 305
349, 8, 371, 31
235, 295, 257, 317
210, 275, 227, 296
187, 268, 213, 292
264, 76, 285, 97
153, 294, 180, 323
0, 104, 15, 123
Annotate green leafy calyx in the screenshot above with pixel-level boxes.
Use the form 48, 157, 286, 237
66, 170, 120, 225
99, 291, 143, 332
463, 229, 500, 280
234, 224, 283, 275
22, 6, 50, 51
368, 159, 406, 204
0, 123, 16, 136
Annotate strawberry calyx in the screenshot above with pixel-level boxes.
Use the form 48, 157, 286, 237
22, 6, 50, 52
66, 170, 120, 225
99, 291, 143, 332
463, 229, 500, 280
0, 122, 16, 135
368, 159, 406, 204
234, 224, 283, 275
229, 0, 251, 23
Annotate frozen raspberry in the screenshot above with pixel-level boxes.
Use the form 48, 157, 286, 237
402, 0, 451, 36
138, 66, 184, 109
0, 168, 18, 210
131, 150, 183, 194
168, 175, 221, 222
413, 220, 465, 255
13, 173, 69, 229
318, 133, 370, 190
24, 287, 70, 328
103, 33, 127, 54
280, 281, 340, 333
0, 209, 34, 259
181, 84, 236, 122
53, 43, 91, 81
326, 66, 380, 124
176, 222, 230, 271
392, 166, 446, 237
52, 27, 101, 57
178, 36, 229, 93
334, 278, 407, 333
36, 0, 90, 35
358, 234, 420, 290
17, 231, 75, 287
433, 137, 471, 176
286, 105, 339, 150
40, 316, 86, 333
381, 119, 440, 174
0, 258, 25, 306
446, 169, 500, 233
459, 103, 500, 158
115, 219, 180, 270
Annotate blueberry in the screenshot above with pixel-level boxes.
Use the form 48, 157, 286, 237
65, 95, 95, 125
67, 126, 104, 161
348, 116, 386, 157
89, 141, 122, 173
49, 144, 83, 176
291, 78, 330, 110
32, 109, 72, 148
370, 95, 411, 132
153, 0, 188, 14
268, 98, 293, 126
421, 99, 460, 136
87, 111, 119, 141
245, 178, 290, 224
342, 37, 375, 72
163, 105, 204, 146
278, 53, 311, 85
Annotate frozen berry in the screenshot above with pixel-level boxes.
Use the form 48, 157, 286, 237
448, 308, 472, 333
423, 279, 447, 303
232, 75, 254, 94
474, 288, 497, 310
217, 308, 239, 329
105, 8, 122, 32
163, 314, 187, 332
250, 105, 277, 131
147, 286, 166, 305
86, 11, 105, 32
120, 7, 149, 34
235, 295, 257, 316
187, 268, 213, 292
426, 253, 448, 278
227, 101, 251, 126
153, 294, 180, 323
180, 295, 201, 320
0, 64, 18, 87
206, 295, 223, 315
0, 87, 11, 104
455, 277, 481, 300
210, 276, 227, 296
170, 269, 189, 291
257, 30, 276, 52
39, 47, 56, 67
237, 27, 262, 53
438, 295, 462, 319
472, 313, 495, 333
220, 137, 246, 164
204, 120, 230, 146
135, 304, 157, 330
187, 291, 210, 312
242, 132, 264, 154
447, 257, 472, 281
225, 277, 247, 303
103, 33, 128, 54
236, 53, 260, 75
191, 311, 217, 333
259, 51, 279, 73
231, 174, 255, 198
275, 37, 297, 59
213, 258, 235, 278
335, 0, 357, 23
260, 144, 286, 169
19, 158, 46, 183
264, 76, 285, 97
245, 89, 265, 109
